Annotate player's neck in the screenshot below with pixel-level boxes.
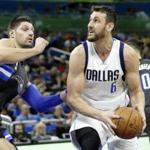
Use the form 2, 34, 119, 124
9, 38, 20, 48
9, 39, 15, 48
94, 35, 113, 55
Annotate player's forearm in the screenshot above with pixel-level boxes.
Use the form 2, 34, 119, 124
130, 90, 145, 110
0, 47, 40, 64
21, 84, 63, 112
67, 94, 102, 120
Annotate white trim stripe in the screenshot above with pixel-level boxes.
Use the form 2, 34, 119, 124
0, 67, 12, 77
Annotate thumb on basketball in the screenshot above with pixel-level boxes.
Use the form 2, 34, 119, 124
106, 111, 120, 129
133, 105, 146, 133
110, 110, 121, 120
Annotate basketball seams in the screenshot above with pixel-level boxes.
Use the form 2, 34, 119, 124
112, 107, 142, 139
137, 112, 143, 135
116, 108, 125, 135
122, 108, 133, 138
114, 107, 127, 137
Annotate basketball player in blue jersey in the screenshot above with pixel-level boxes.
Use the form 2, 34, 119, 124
67, 5, 146, 150
0, 37, 48, 64
0, 16, 67, 150
126, 38, 150, 141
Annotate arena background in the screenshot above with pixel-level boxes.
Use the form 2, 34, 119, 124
0, 0, 149, 150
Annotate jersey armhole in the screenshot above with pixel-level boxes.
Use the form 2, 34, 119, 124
82, 41, 88, 74
119, 41, 126, 81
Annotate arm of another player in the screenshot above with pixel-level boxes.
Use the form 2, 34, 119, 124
0, 37, 48, 64
67, 45, 118, 130
124, 44, 146, 132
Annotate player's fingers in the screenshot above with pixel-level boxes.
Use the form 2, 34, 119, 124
107, 119, 117, 129
106, 111, 120, 119
142, 119, 146, 133
111, 114, 120, 119
106, 123, 116, 135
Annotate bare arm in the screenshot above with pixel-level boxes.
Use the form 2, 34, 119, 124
67, 45, 118, 129
0, 139, 16, 150
124, 44, 146, 130
0, 38, 48, 64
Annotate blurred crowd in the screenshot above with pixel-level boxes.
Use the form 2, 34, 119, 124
0, 1, 149, 145
0, 24, 149, 145
0, 28, 150, 145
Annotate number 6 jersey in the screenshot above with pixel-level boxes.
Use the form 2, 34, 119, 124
81, 38, 129, 110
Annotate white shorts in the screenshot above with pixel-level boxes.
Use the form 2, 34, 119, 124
102, 136, 138, 150
70, 114, 138, 150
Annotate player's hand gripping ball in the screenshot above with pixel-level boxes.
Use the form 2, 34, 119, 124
112, 107, 143, 139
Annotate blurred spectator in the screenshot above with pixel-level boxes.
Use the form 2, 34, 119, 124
45, 54, 57, 70
48, 66, 61, 92
31, 76, 47, 94
60, 71, 67, 89
16, 104, 38, 121
50, 32, 64, 49
32, 121, 57, 141
57, 55, 68, 73
7, 97, 25, 120
53, 106, 66, 120
136, 10, 149, 21
13, 123, 31, 144
64, 33, 76, 52
35, 112, 54, 121
53, 106, 71, 138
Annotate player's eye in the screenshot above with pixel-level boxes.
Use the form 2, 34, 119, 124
94, 18, 100, 23
22, 27, 29, 31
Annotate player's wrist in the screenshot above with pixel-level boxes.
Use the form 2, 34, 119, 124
92, 109, 104, 120
32, 47, 40, 54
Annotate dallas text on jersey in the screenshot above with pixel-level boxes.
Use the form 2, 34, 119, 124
86, 69, 119, 82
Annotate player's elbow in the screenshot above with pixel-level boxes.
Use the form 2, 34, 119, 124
66, 94, 77, 110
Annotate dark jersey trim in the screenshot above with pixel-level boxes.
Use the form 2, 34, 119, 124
119, 41, 126, 81
82, 41, 88, 74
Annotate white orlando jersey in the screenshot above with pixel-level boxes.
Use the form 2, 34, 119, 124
81, 38, 129, 110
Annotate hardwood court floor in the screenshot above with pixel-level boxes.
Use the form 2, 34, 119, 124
17, 137, 149, 150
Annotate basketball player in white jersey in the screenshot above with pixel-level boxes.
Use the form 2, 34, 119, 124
67, 6, 146, 150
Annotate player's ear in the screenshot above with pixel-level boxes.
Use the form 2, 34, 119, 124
9, 30, 15, 38
106, 22, 114, 32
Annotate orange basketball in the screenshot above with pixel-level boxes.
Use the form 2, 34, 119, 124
112, 107, 143, 139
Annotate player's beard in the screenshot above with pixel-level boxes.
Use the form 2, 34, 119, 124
19, 40, 34, 48
87, 27, 106, 42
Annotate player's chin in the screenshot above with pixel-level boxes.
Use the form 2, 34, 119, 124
25, 42, 34, 48
87, 36, 96, 42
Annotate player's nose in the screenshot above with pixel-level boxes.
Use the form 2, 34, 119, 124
88, 21, 93, 28
28, 30, 34, 36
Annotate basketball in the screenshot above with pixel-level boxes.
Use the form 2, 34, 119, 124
112, 107, 143, 139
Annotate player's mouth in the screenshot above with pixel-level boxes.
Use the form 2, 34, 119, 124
27, 38, 33, 43
88, 30, 94, 35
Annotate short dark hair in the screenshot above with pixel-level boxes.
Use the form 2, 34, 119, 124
8, 15, 33, 31
91, 5, 117, 33
126, 38, 144, 53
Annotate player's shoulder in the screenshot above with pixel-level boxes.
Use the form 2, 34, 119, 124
70, 43, 85, 57
124, 43, 138, 58
0, 38, 11, 47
